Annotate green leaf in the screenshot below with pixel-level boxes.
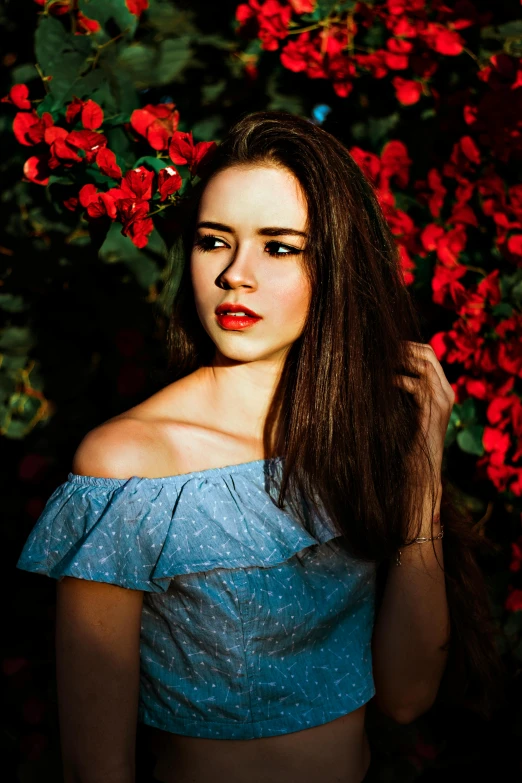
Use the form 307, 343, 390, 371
0, 326, 35, 354
134, 156, 171, 174
35, 16, 67, 75
0, 294, 29, 313
457, 424, 485, 456
156, 37, 193, 84
458, 397, 478, 425
11, 64, 38, 85
492, 302, 513, 318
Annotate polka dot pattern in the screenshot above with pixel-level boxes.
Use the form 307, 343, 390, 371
16, 457, 377, 740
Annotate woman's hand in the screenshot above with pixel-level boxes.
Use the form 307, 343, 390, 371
394, 341, 455, 489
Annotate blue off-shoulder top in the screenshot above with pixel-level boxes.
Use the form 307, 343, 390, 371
16, 457, 377, 740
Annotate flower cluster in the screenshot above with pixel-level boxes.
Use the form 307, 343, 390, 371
33, 0, 148, 34
3, 89, 217, 248
235, 0, 484, 102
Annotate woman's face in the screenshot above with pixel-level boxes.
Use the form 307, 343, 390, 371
190, 164, 311, 365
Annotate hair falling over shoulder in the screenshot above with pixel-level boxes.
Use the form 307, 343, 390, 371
159, 110, 508, 720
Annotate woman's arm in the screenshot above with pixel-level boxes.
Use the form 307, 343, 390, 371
56, 576, 144, 783
371, 485, 450, 724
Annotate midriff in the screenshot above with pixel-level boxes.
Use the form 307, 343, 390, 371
144, 703, 372, 783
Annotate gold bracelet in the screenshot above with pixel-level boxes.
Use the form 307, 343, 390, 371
395, 521, 444, 566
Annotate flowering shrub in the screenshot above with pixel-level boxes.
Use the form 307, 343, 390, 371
2, 7, 522, 769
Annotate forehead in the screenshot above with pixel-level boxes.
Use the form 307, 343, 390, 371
197, 165, 308, 228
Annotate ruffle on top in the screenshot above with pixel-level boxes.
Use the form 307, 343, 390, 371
16, 457, 343, 593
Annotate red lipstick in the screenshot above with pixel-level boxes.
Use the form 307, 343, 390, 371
215, 302, 262, 330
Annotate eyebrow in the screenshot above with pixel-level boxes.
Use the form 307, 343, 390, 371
196, 221, 308, 239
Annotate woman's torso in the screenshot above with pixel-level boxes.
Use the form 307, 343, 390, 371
107, 374, 373, 783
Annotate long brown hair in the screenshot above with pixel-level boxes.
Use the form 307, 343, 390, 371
160, 110, 507, 720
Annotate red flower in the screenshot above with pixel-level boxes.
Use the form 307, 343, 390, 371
118, 199, 154, 248
380, 140, 412, 189
76, 12, 101, 35
44, 125, 82, 168
23, 155, 51, 186
79, 184, 122, 220
96, 148, 122, 180
288, 0, 315, 11
130, 103, 180, 151
67, 129, 108, 162
1, 84, 31, 110
236, 0, 292, 51
157, 167, 183, 201
65, 96, 85, 124
505, 588, 522, 613
421, 23, 465, 56
13, 110, 53, 146
121, 167, 155, 200
126, 0, 149, 16
168, 131, 217, 176
393, 77, 422, 105
81, 99, 104, 130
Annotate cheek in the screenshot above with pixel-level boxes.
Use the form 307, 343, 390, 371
271, 273, 311, 327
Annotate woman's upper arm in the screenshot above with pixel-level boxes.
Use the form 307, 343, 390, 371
56, 571, 144, 781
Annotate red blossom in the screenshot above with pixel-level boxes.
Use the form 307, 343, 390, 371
81, 100, 104, 130
44, 125, 82, 168
13, 110, 53, 146
65, 96, 85, 124
236, 0, 292, 51
157, 166, 183, 201
96, 148, 122, 179
506, 587, 522, 612
76, 12, 101, 34
1, 84, 31, 110
288, 0, 315, 11
421, 23, 465, 56
67, 129, 108, 162
121, 167, 155, 200
168, 131, 217, 176
118, 199, 154, 248
23, 155, 50, 186
126, 0, 149, 15
392, 76, 423, 105
130, 103, 180, 151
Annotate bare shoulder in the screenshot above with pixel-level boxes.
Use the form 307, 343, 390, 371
71, 417, 167, 480
71, 373, 207, 480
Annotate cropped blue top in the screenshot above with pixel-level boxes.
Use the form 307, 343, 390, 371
16, 457, 377, 740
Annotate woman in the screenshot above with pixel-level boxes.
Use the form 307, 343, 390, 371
17, 111, 505, 783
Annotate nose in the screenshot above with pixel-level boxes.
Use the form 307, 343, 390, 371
217, 242, 257, 290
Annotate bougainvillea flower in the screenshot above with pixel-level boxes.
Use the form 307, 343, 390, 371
288, 0, 315, 12
44, 126, 83, 168
130, 103, 180, 150
126, 0, 149, 15
76, 12, 101, 34
67, 129, 108, 162
421, 23, 465, 56
349, 148, 381, 184
168, 131, 217, 176
13, 110, 53, 146
120, 167, 155, 200
117, 198, 154, 248
96, 148, 122, 180
236, 0, 292, 51
392, 77, 422, 105
78, 184, 120, 220
158, 167, 183, 201
380, 140, 412, 189
66, 96, 85, 124
81, 100, 104, 130
23, 155, 51, 186
505, 588, 522, 612
1, 84, 31, 110
384, 37, 412, 70
63, 196, 79, 211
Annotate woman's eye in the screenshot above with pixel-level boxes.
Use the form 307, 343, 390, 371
193, 235, 227, 252
265, 241, 301, 257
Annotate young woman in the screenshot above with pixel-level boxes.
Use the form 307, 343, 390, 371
17, 111, 505, 783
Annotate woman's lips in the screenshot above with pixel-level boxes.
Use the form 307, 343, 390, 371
216, 313, 262, 330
